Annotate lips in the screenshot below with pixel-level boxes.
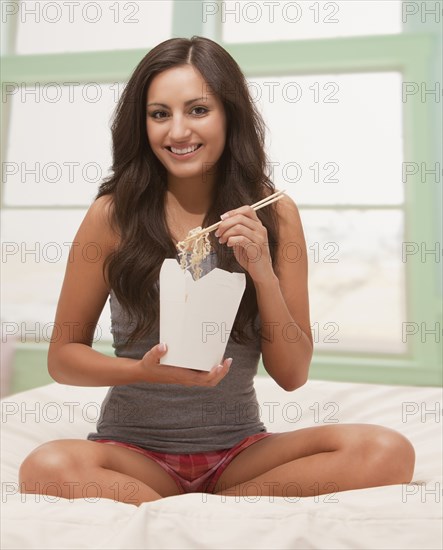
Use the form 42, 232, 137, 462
165, 144, 203, 158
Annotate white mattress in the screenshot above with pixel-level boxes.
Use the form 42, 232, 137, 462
1, 377, 442, 550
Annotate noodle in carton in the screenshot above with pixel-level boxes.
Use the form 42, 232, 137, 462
159, 258, 246, 372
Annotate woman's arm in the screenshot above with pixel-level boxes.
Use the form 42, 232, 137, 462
254, 195, 313, 391
48, 195, 233, 388
215, 194, 313, 391
47, 195, 146, 386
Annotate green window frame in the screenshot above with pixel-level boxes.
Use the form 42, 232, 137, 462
2, 0, 441, 387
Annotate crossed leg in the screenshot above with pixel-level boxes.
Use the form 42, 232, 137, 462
19, 424, 415, 504
19, 439, 183, 506
212, 424, 415, 498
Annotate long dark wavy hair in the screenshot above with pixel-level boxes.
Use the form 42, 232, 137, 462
96, 36, 280, 345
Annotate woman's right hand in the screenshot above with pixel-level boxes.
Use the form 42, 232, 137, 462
137, 343, 233, 387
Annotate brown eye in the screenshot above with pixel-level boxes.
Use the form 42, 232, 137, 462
150, 111, 168, 119
191, 107, 208, 116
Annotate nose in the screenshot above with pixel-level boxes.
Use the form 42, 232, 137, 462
168, 113, 192, 142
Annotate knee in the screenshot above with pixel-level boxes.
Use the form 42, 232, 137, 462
19, 441, 78, 490
359, 426, 415, 484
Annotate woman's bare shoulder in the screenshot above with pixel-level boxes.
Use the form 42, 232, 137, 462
87, 194, 115, 223
81, 194, 120, 251
272, 191, 306, 249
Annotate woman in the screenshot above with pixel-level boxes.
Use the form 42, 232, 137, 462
19, 36, 415, 505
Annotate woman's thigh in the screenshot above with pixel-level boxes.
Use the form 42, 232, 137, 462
19, 439, 182, 498
212, 423, 414, 493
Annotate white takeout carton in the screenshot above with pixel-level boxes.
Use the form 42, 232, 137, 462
159, 259, 246, 371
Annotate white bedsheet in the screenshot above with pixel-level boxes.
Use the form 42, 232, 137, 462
1, 377, 442, 550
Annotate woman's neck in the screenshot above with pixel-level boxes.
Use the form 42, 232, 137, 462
166, 176, 215, 215
164, 178, 216, 247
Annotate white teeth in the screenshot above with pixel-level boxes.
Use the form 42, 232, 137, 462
170, 144, 200, 155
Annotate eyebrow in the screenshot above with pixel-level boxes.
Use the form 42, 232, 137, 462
147, 96, 209, 108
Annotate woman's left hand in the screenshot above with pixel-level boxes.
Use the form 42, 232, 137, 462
215, 205, 275, 284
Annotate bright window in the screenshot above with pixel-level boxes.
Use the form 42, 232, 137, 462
222, 0, 402, 42
249, 71, 405, 354
4, 82, 121, 206
2, 0, 441, 385
15, 0, 173, 54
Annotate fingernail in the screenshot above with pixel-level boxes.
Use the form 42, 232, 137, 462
159, 342, 166, 352
226, 358, 233, 368
220, 213, 229, 220
214, 230, 220, 237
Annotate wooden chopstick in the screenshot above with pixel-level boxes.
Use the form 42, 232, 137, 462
179, 189, 286, 245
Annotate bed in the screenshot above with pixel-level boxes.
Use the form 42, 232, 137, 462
1, 376, 442, 550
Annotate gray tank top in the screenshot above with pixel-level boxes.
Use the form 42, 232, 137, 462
87, 251, 267, 453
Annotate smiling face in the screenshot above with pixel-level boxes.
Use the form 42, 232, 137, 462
146, 65, 227, 188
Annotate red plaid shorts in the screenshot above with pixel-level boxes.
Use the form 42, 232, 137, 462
94, 432, 274, 494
